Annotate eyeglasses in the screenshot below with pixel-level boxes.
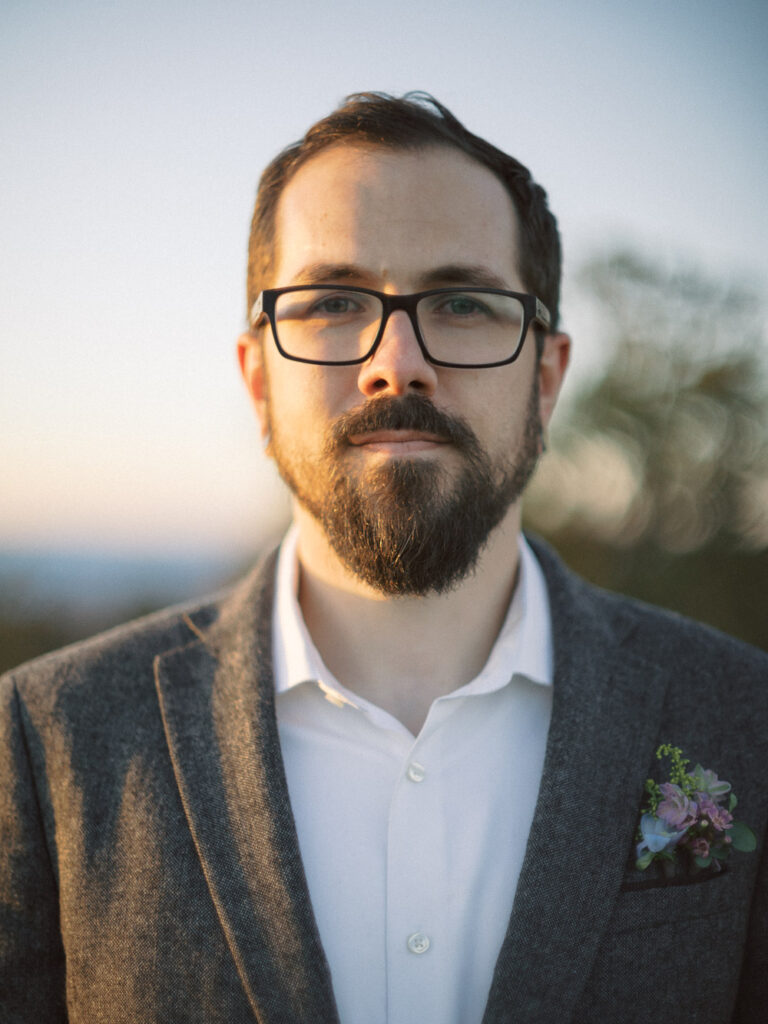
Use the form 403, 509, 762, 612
249, 285, 550, 368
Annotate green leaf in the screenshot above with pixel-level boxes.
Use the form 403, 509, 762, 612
635, 850, 654, 871
729, 792, 738, 812
729, 821, 757, 852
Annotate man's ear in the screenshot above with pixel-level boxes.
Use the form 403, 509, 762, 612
537, 331, 571, 430
237, 332, 270, 442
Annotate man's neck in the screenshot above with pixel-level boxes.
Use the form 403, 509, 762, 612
292, 504, 523, 735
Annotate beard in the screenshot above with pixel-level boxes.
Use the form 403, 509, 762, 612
266, 388, 542, 596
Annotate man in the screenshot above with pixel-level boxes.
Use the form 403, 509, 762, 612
1, 93, 766, 1023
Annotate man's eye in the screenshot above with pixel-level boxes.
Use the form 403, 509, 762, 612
434, 294, 490, 317
447, 297, 481, 315
310, 295, 360, 315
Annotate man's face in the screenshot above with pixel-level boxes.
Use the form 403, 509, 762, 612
239, 144, 568, 594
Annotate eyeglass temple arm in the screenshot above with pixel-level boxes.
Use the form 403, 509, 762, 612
250, 293, 264, 326
534, 298, 551, 331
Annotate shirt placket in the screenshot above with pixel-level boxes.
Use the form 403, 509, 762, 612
385, 707, 454, 1023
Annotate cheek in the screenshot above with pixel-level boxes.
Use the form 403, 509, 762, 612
443, 372, 510, 427
463, 372, 535, 448
266, 362, 355, 444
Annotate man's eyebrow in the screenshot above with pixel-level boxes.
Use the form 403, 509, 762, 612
417, 264, 514, 290
290, 262, 370, 285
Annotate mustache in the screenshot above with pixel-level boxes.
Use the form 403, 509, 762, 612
328, 394, 480, 454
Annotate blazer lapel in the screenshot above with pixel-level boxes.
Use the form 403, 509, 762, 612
154, 554, 340, 1024
483, 541, 672, 1022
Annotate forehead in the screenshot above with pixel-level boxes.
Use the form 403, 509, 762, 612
271, 143, 522, 289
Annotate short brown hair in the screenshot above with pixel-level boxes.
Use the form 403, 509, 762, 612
247, 91, 562, 332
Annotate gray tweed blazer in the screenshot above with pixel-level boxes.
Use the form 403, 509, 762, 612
1, 539, 766, 1023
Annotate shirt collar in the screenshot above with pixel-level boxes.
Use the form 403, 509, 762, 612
272, 524, 328, 697
272, 524, 553, 701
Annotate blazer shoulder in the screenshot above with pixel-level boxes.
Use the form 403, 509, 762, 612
1, 592, 221, 709
528, 533, 768, 684
3, 549, 280, 703
593, 577, 766, 671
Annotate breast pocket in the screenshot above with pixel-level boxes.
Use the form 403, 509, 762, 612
573, 869, 745, 1024
612, 862, 734, 931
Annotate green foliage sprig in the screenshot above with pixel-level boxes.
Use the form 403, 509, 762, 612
643, 744, 694, 813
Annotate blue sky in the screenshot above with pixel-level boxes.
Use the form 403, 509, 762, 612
2, 0, 766, 556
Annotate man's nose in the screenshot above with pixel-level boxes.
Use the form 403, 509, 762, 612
357, 310, 438, 398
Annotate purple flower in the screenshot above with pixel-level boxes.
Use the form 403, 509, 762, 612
688, 837, 710, 858
657, 784, 698, 829
697, 794, 733, 832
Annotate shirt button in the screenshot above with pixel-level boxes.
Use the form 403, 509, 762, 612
406, 761, 426, 783
407, 932, 431, 955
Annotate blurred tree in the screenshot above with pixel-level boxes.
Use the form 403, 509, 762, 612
526, 249, 768, 651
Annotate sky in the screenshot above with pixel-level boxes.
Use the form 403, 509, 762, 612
2, 0, 767, 559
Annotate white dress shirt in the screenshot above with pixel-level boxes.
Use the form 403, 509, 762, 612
273, 527, 553, 1024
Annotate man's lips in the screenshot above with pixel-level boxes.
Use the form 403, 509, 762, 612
347, 429, 449, 452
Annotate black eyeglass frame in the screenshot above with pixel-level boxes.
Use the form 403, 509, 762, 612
249, 285, 551, 369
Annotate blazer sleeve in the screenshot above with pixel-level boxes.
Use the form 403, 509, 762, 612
0, 675, 67, 1022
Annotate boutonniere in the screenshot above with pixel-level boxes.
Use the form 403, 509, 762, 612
635, 744, 756, 875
